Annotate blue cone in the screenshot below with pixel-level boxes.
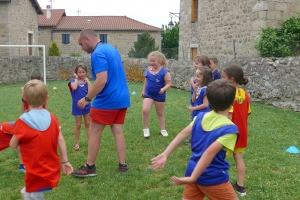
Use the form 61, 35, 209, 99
131, 91, 137, 95
286, 145, 300, 154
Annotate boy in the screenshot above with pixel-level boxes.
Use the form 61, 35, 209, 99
0, 121, 26, 173
10, 80, 73, 199
209, 56, 222, 80
152, 79, 239, 200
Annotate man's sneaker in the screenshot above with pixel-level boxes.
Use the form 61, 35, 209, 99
160, 130, 168, 137
143, 128, 150, 138
18, 166, 26, 173
72, 164, 97, 177
185, 140, 191, 145
232, 182, 246, 196
119, 163, 129, 172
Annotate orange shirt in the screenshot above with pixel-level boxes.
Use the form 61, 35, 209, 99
229, 88, 251, 148
14, 114, 60, 192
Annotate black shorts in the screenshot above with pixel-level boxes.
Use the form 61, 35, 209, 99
143, 95, 165, 102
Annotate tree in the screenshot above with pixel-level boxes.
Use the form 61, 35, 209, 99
162, 22, 179, 59
128, 31, 158, 58
48, 41, 60, 56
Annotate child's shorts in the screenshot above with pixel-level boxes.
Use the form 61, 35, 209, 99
21, 187, 45, 200
226, 147, 246, 156
183, 181, 237, 200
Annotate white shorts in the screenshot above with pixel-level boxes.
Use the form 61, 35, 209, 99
21, 187, 45, 200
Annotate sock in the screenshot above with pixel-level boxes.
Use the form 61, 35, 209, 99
86, 163, 95, 169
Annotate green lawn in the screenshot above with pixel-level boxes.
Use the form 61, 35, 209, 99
0, 81, 300, 200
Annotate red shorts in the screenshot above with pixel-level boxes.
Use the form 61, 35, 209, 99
90, 108, 127, 125
183, 181, 237, 200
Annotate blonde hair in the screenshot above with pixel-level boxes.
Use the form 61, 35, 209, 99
23, 80, 48, 108
148, 51, 168, 67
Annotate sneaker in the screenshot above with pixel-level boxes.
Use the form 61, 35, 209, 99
232, 182, 246, 196
143, 128, 150, 138
185, 140, 191, 145
72, 164, 97, 177
18, 167, 26, 173
160, 130, 168, 137
118, 163, 129, 173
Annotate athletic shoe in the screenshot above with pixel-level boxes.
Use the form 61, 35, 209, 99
118, 163, 129, 172
72, 164, 97, 177
185, 140, 191, 145
143, 128, 150, 138
160, 130, 168, 137
232, 182, 246, 196
18, 166, 26, 173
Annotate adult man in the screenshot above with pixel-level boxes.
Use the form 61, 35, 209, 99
73, 29, 130, 177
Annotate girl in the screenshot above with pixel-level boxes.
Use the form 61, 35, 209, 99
188, 66, 212, 120
141, 51, 172, 138
68, 63, 92, 150
222, 64, 251, 196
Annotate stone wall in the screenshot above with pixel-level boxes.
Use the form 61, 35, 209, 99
38, 29, 162, 58
178, 0, 300, 60
0, 0, 39, 56
0, 56, 300, 111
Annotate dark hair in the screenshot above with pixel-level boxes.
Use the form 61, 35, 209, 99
223, 64, 248, 85
74, 63, 88, 74
30, 71, 43, 80
209, 56, 218, 64
194, 55, 211, 67
196, 66, 212, 86
207, 79, 236, 112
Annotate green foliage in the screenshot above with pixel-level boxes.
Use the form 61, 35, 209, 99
162, 22, 179, 59
255, 16, 300, 57
69, 52, 82, 57
48, 41, 60, 56
128, 31, 159, 58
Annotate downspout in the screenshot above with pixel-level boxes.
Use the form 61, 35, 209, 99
51, 26, 55, 41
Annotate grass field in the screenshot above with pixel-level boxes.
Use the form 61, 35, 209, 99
0, 80, 300, 200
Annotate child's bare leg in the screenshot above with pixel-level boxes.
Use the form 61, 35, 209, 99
83, 114, 90, 139
234, 152, 245, 186
155, 101, 165, 130
142, 98, 154, 128
74, 116, 82, 145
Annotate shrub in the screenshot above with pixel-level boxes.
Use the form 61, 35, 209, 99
69, 52, 82, 57
48, 41, 60, 56
128, 31, 158, 58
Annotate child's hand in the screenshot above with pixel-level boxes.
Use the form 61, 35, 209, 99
61, 162, 73, 176
141, 91, 144, 98
151, 153, 167, 170
73, 73, 78, 79
171, 176, 194, 185
84, 77, 89, 82
187, 106, 194, 112
159, 88, 165, 94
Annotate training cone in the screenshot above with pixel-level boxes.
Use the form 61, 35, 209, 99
286, 145, 300, 154
131, 91, 136, 95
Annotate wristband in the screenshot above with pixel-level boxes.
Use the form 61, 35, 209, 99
61, 161, 68, 164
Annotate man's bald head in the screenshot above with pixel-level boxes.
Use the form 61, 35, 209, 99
79, 29, 97, 39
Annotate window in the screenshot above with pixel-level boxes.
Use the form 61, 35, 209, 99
191, 0, 198, 23
137, 34, 142, 40
62, 34, 70, 44
99, 34, 107, 43
191, 48, 198, 61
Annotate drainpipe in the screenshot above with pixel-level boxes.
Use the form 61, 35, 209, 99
51, 26, 54, 41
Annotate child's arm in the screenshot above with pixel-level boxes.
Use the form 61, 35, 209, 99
152, 125, 192, 170
9, 135, 20, 149
192, 95, 209, 111
58, 131, 73, 175
172, 141, 223, 185
70, 74, 79, 90
141, 78, 147, 97
85, 77, 92, 91
159, 72, 172, 94
190, 77, 197, 89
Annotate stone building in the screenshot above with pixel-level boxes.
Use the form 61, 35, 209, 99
178, 0, 300, 60
38, 6, 163, 57
0, 0, 43, 56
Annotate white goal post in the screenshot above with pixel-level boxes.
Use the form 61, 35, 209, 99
0, 45, 46, 84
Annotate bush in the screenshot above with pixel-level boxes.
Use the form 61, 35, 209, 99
128, 31, 158, 58
69, 52, 82, 57
255, 16, 300, 57
48, 41, 60, 56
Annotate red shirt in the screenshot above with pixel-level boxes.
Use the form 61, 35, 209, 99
14, 114, 60, 192
229, 88, 251, 148
0, 122, 14, 152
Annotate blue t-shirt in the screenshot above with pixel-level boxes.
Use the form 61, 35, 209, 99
192, 86, 210, 119
69, 78, 90, 115
90, 43, 130, 110
213, 70, 221, 80
185, 112, 239, 186
144, 67, 169, 101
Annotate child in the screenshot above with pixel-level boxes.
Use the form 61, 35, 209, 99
21, 71, 48, 113
141, 51, 172, 138
10, 80, 73, 199
188, 66, 212, 120
222, 64, 251, 196
209, 56, 222, 80
68, 63, 92, 151
152, 79, 239, 200
0, 121, 25, 172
